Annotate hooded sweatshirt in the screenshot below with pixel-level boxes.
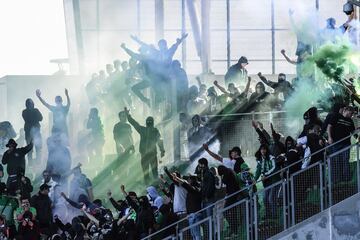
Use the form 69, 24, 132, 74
147, 186, 163, 210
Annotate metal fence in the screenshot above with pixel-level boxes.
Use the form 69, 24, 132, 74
142, 133, 360, 240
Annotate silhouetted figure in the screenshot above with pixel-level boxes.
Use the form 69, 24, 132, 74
86, 108, 105, 162
186, 86, 207, 116
188, 115, 212, 156
225, 56, 249, 87
1, 139, 33, 195
46, 128, 71, 182
36, 89, 70, 136
0, 121, 17, 158
130, 33, 188, 67
22, 98, 43, 164
113, 111, 135, 157
247, 82, 272, 112
258, 72, 294, 106
170, 60, 189, 113
125, 108, 165, 183
86, 73, 101, 105
121, 34, 188, 110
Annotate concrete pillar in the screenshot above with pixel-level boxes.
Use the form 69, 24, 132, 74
186, 0, 202, 58
201, 0, 211, 73
155, 0, 165, 42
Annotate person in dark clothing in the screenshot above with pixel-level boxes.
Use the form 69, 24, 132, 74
214, 77, 251, 108
194, 158, 216, 217
217, 165, 241, 236
172, 174, 202, 240
0, 121, 17, 159
270, 123, 286, 158
327, 106, 358, 183
36, 89, 70, 136
248, 82, 272, 112
322, 103, 345, 136
17, 210, 40, 240
1, 139, 32, 195
251, 120, 271, 146
299, 107, 323, 138
107, 190, 129, 218
113, 111, 135, 157
203, 143, 246, 174
22, 98, 43, 164
157, 204, 179, 239
46, 129, 71, 183
298, 125, 325, 169
120, 185, 155, 238
13, 168, 33, 199
125, 108, 165, 183
86, 108, 105, 162
31, 184, 53, 237
171, 60, 189, 113
225, 56, 249, 87
284, 136, 301, 175
258, 72, 294, 106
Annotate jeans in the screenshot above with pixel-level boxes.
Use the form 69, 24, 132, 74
263, 183, 280, 218
188, 212, 202, 240
330, 143, 351, 184
202, 201, 214, 218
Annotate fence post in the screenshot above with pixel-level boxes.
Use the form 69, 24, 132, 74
253, 194, 258, 240
327, 157, 333, 207
320, 162, 324, 211
246, 200, 250, 240
209, 217, 213, 240
282, 180, 287, 230
290, 175, 295, 226
175, 223, 179, 240
216, 209, 221, 240
287, 170, 292, 227
357, 145, 360, 193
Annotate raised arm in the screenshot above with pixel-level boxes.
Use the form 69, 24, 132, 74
130, 35, 157, 52
281, 49, 297, 65
22, 142, 33, 155
125, 108, 143, 134
164, 167, 178, 186
252, 120, 270, 146
202, 143, 223, 162
214, 81, 229, 95
81, 205, 99, 227
64, 89, 70, 109
107, 191, 123, 212
36, 89, 53, 110
61, 192, 82, 209
257, 73, 276, 88
168, 33, 188, 57
196, 76, 202, 88
121, 43, 142, 60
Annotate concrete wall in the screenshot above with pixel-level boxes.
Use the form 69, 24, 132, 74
271, 192, 360, 240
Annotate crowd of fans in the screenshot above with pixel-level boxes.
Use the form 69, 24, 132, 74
0, 99, 357, 239
0, 5, 358, 240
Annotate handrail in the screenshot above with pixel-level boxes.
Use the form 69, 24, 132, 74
141, 129, 360, 240
205, 110, 287, 118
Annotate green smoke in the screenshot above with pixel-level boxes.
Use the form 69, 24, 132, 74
311, 42, 352, 84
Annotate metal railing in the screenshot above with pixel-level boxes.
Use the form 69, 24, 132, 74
142, 131, 360, 240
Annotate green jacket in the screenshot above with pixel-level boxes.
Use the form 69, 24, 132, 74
255, 155, 276, 181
